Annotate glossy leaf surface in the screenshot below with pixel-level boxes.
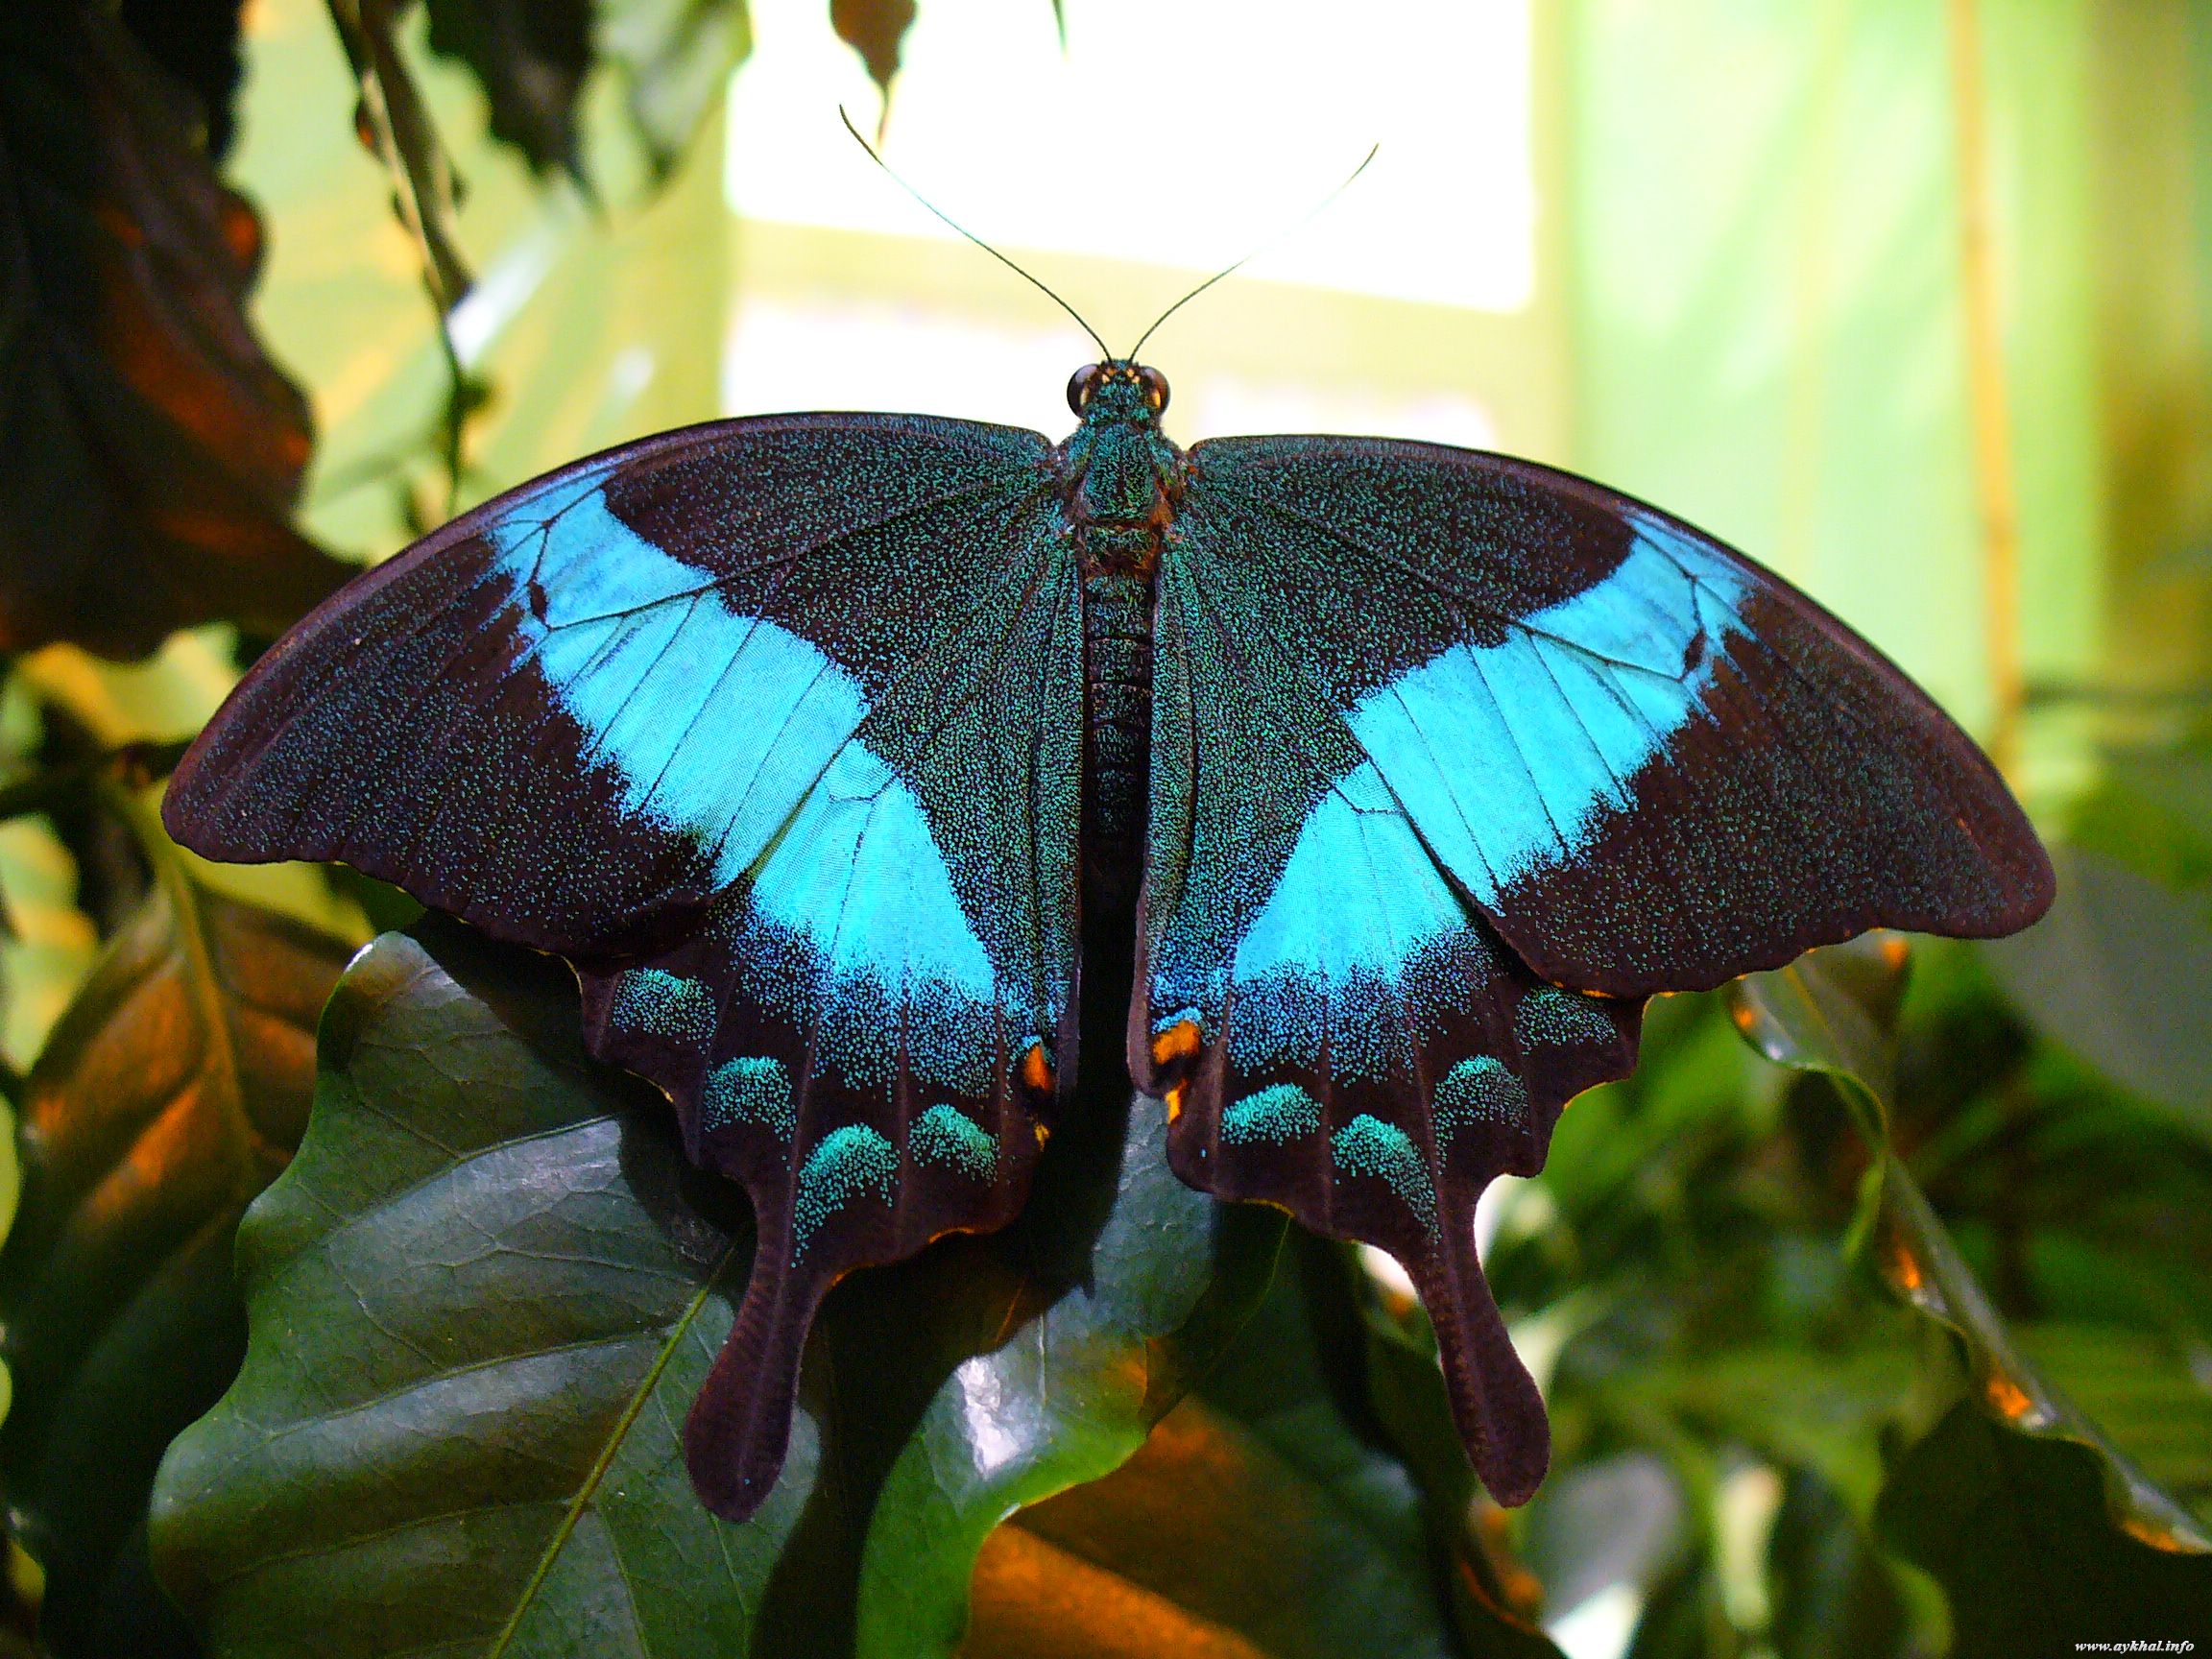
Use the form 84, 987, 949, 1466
1878, 1403, 2212, 1655
0, 859, 350, 1657
150, 920, 1281, 1659
969, 1255, 1562, 1659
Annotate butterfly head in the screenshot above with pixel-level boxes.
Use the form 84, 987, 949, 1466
1067, 360, 1169, 423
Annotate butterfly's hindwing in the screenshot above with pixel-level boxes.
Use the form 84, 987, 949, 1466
163, 414, 1083, 1520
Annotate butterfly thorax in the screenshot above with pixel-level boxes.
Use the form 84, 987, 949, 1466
1061, 362, 1183, 919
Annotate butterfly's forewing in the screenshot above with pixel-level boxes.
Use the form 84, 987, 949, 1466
1136, 435, 2053, 1503
165, 415, 1083, 1520
1166, 438, 2053, 993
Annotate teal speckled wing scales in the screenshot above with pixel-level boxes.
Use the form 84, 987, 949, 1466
1136, 433, 2052, 1503
164, 415, 1085, 1520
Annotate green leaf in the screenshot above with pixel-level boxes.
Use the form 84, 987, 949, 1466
0, 1, 350, 659
1724, 937, 2212, 1559
0, 848, 353, 1657
1984, 847, 2212, 1146
967, 1252, 1559, 1659
598, 0, 754, 182
1724, 932, 1910, 1128
0, 812, 100, 1078
1276, 1239, 1560, 1655
2013, 1324, 2212, 1523
1877, 1403, 2212, 1654
421, 0, 753, 184
150, 921, 1282, 1658
1766, 1472, 1914, 1659
423, 0, 592, 176
1597, 1345, 1915, 1519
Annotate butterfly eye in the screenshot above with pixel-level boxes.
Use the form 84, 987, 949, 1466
1138, 366, 1170, 413
1067, 364, 1102, 414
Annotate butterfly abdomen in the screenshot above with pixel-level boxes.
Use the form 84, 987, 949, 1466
1081, 566, 1154, 905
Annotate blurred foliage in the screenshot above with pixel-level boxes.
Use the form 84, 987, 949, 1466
0, 787, 352, 1656
0, 0, 2203, 1655
0, 0, 351, 660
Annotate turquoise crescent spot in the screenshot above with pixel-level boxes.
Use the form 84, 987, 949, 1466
1152, 1005, 1201, 1037
1515, 986, 1619, 1050
909, 1104, 998, 1180
1433, 1055, 1527, 1136
1330, 1114, 1437, 1233
1222, 1082, 1323, 1145
792, 1124, 899, 1261
700, 1056, 795, 1139
610, 968, 715, 1046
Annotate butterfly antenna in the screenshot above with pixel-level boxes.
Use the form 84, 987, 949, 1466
1127, 143, 1380, 360
838, 108, 1111, 361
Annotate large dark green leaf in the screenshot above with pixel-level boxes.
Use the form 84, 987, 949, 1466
150, 921, 1281, 1658
0, 0, 351, 660
967, 1249, 1559, 1659
1766, 1472, 1912, 1659
0, 831, 353, 1658
1984, 847, 2212, 1146
1724, 936, 2212, 1562
1877, 1404, 2212, 1654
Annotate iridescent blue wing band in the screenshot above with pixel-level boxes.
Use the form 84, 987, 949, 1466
1138, 434, 2052, 1504
165, 414, 1082, 1521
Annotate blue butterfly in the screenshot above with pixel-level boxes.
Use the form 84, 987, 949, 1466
165, 355, 2053, 1521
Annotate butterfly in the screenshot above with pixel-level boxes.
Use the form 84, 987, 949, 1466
164, 354, 2055, 1524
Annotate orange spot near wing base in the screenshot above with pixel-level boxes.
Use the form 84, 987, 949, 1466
1150, 1018, 1201, 1070
1021, 1041, 1054, 1096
